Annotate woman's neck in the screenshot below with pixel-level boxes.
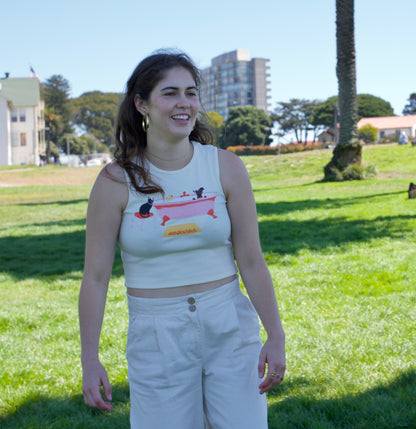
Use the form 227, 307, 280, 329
144, 138, 194, 171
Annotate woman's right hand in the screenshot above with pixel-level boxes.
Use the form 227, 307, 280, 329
82, 359, 113, 411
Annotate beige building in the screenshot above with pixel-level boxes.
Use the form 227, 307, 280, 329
357, 115, 416, 141
0, 77, 45, 165
201, 49, 271, 119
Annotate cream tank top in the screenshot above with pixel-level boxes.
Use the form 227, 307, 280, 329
118, 142, 238, 289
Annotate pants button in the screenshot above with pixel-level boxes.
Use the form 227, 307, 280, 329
189, 304, 196, 312
188, 297, 195, 304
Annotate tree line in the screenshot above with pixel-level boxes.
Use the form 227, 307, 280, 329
41, 74, 416, 157
42, 75, 121, 158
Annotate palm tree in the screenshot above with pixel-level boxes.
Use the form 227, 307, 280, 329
324, 0, 362, 181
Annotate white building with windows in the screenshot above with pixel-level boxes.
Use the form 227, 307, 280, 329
0, 77, 45, 165
201, 49, 271, 120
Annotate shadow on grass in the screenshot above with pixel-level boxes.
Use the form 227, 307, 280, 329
0, 219, 124, 281
256, 189, 408, 218
13, 198, 89, 206
1, 195, 415, 279
257, 190, 415, 256
267, 369, 416, 429
259, 213, 416, 255
255, 190, 415, 256
1, 189, 414, 280
0, 383, 130, 429
2, 371, 415, 429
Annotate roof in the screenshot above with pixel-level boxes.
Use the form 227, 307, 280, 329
357, 115, 416, 130
0, 78, 41, 107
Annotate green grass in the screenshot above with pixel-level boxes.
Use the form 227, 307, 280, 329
1, 144, 415, 428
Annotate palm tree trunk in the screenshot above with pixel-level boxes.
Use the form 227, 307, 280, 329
324, 0, 362, 181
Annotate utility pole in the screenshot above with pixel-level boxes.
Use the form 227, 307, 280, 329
45, 127, 51, 164
66, 136, 70, 167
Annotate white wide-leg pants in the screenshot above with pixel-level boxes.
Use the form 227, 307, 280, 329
126, 277, 268, 429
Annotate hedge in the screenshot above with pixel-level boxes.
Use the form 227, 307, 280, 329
226, 142, 326, 156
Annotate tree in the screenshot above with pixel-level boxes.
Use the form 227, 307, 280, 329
403, 93, 416, 115
42, 75, 73, 147
324, 0, 361, 181
63, 134, 108, 155
44, 110, 62, 162
313, 94, 394, 128
71, 91, 121, 147
273, 99, 323, 143
221, 106, 272, 147
311, 96, 339, 128
357, 94, 394, 118
205, 110, 224, 147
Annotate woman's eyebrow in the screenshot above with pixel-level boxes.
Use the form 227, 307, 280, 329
160, 85, 198, 91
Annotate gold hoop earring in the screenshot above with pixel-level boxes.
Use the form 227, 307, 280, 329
141, 115, 149, 133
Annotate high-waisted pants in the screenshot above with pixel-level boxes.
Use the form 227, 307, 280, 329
126, 277, 268, 429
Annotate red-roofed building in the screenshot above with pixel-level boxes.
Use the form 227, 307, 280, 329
357, 115, 416, 141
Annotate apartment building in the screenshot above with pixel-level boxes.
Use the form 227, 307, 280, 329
0, 77, 45, 165
201, 49, 271, 119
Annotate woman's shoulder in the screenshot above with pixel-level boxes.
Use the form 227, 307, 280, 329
102, 160, 126, 180
218, 148, 246, 171
90, 161, 129, 210
217, 149, 251, 198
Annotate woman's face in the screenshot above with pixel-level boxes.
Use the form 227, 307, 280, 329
135, 66, 200, 143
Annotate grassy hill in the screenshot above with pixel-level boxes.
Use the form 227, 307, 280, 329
1, 143, 415, 428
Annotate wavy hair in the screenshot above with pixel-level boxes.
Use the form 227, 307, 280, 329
112, 50, 214, 194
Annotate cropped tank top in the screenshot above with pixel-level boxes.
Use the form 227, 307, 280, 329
118, 141, 238, 289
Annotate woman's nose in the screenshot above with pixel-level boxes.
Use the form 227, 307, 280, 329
176, 93, 191, 107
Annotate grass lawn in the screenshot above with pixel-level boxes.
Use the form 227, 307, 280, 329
0, 144, 415, 428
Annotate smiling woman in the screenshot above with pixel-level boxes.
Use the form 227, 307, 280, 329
78, 50, 285, 429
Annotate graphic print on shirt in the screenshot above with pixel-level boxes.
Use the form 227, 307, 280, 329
134, 186, 218, 237
136, 197, 154, 218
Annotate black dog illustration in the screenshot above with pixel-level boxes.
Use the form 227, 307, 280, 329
193, 187, 205, 199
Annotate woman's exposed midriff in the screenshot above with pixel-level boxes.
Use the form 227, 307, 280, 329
127, 274, 238, 298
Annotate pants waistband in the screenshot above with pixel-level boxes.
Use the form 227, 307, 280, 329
127, 277, 241, 315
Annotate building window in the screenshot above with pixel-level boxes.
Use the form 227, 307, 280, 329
19, 109, 26, 122
11, 133, 19, 147
11, 109, 18, 122
20, 133, 27, 146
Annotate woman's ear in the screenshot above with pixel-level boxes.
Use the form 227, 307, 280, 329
134, 95, 148, 116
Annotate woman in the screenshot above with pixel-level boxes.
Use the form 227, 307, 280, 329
79, 51, 285, 428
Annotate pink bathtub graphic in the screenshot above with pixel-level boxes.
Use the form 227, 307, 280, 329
153, 192, 218, 226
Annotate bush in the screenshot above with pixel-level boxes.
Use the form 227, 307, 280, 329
341, 163, 378, 180
226, 142, 326, 156
358, 124, 378, 143
379, 134, 399, 144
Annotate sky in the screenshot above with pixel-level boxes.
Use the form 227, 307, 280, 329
2, 0, 415, 116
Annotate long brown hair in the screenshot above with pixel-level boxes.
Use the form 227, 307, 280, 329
113, 50, 214, 194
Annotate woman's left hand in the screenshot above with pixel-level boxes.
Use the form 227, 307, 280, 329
258, 337, 286, 394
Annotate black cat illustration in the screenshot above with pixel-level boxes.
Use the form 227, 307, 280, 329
193, 187, 205, 199
139, 198, 154, 217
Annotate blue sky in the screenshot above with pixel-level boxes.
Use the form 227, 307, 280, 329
2, 0, 415, 116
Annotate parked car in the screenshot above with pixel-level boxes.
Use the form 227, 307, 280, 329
86, 158, 103, 167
